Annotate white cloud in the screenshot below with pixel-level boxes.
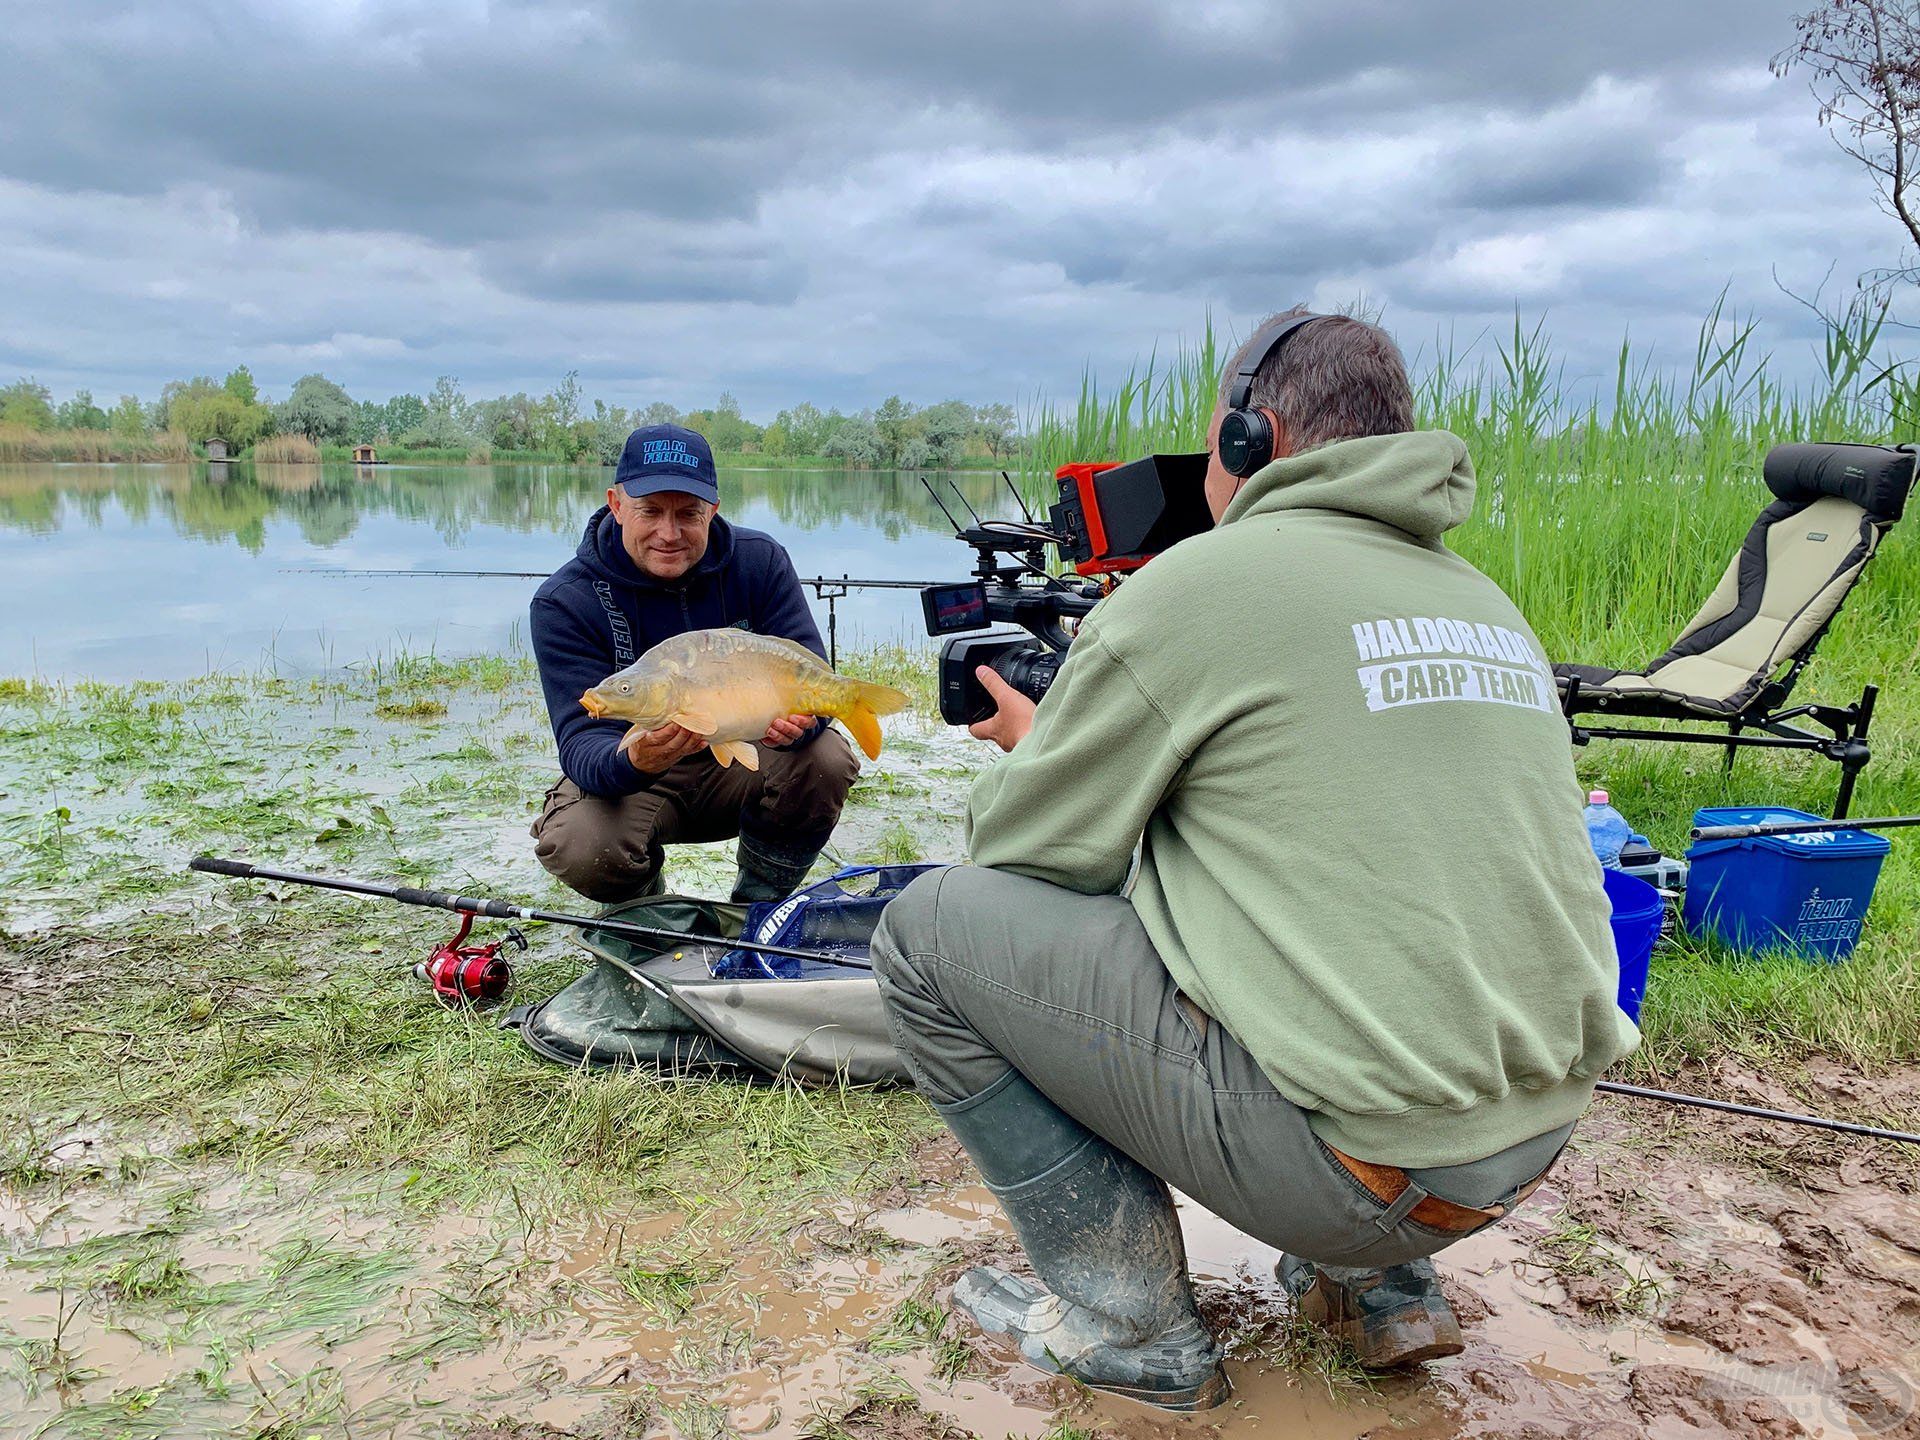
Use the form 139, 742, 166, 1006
0, 0, 1902, 416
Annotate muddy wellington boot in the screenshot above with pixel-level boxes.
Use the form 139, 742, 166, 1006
730, 835, 819, 906
937, 1070, 1228, 1412
1278, 1253, 1464, 1369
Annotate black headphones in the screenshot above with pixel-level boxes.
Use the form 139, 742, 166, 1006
1216, 312, 1332, 477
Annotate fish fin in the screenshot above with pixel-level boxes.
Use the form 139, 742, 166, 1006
841, 703, 884, 760
671, 708, 719, 736
710, 739, 760, 771
849, 679, 911, 717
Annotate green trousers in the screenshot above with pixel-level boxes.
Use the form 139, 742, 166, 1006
871, 864, 1572, 1270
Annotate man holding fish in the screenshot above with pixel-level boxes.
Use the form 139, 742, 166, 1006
528, 423, 885, 906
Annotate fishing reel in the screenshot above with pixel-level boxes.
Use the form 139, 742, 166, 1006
415, 912, 525, 1007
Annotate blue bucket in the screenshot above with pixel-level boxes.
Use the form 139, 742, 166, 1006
1604, 868, 1662, 1023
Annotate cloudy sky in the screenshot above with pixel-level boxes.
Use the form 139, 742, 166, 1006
0, 0, 1902, 418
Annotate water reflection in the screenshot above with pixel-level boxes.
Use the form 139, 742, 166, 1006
0, 461, 1020, 679
0, 461, 1018, 550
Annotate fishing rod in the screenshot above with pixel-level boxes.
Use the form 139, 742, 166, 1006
284, 568, 935, 589
282, 569, 940, 665
1594, 1080, 1920, 1145
185, 864, 1920, 1143
1691, 813, 1920, 841
188, 856, 873, 979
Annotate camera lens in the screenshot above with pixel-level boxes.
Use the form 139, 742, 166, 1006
992, 645, 1064, 705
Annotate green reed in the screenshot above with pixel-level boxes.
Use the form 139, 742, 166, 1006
1024, 294, 1916, 670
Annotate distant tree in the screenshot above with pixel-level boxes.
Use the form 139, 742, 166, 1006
918, 399, 973, 466
873, 395, 917, 465
381, 394, 428, 439
760, 422, 791, 457
474, 392, 538, 451
591, 399, 632, 465
824, 416, 883, 467
172, 390, 274, 448
400, 376, 476, 448
687, 395, 758, 452
1776, 2, 1920, 282
222, 365, 260, 406
972, 402, 1019, 460
56, 389, 108, 431
0, 378, 56, 429
157, 376, 218, 431
773, 401, 827, 454
276, 374, 356, 442
108, 394, 149, 437
637, 400, 681, 427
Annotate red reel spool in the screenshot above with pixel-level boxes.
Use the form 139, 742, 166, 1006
414, 913, 521, 1007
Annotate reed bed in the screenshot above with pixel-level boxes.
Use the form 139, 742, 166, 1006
248, 433, 319, 463
0, 425, 195, 463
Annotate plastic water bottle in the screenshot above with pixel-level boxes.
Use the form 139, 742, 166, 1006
1584, 790, 1633, 870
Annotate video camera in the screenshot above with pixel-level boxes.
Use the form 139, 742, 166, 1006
919, 454, 1212, 725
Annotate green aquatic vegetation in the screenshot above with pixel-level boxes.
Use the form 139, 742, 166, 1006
0, 677, 51, 703
373, 696, 448, 720
866, 818, 922, 865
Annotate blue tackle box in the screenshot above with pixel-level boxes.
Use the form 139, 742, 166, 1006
1682, 806, 1890, 962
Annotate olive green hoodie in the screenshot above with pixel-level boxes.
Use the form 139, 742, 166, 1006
965, 430, 1640, 1168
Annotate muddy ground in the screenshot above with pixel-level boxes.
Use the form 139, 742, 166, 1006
3, 664, 1918, 1438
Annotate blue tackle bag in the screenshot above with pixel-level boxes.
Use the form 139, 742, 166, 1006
712, 864, 950, 979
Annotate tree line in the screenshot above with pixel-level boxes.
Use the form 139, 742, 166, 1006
0, 367, 1022, 467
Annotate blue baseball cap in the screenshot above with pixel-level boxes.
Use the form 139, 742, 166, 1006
614, 423, 719, 505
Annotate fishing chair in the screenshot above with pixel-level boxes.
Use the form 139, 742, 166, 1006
1556, 441, 1915, 819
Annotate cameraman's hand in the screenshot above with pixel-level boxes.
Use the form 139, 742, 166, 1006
968, 667, 1037, 752
620, 723, 707, 774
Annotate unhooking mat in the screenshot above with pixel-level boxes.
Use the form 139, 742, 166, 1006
503, 867, 942, 1088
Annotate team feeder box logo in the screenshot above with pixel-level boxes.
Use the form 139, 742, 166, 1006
1795, 889, 1862, 947
1352, 615, 1557, 714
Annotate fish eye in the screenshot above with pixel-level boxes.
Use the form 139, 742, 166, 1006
618, 681, 634, 694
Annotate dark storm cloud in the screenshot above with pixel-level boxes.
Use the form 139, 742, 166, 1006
0, 0, 1898, 409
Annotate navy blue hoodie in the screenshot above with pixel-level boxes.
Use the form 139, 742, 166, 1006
531, 506, 828, 797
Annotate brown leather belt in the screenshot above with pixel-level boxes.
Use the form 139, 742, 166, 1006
1326, 1145, 1551, 1234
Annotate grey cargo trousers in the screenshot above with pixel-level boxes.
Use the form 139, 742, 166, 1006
532, 730, 859, 904
871, 865, 1573, 1271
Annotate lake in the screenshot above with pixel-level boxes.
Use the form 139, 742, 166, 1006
0, 461, 1019, 680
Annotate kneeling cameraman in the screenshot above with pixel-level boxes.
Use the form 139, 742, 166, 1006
871, 309, 1639, 1410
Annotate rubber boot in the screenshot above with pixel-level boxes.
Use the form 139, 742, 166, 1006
936, 1070, 1228, 1411
1278, 1253, 1464, 1369
731, 834, 818, 905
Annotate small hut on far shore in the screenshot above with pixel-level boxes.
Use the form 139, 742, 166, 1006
204, 438, 232, 461
352, 443, 377, 464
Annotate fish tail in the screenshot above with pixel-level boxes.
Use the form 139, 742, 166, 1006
841, 703, 884, 760
834, 678, 908, 760
846, 679, 910, 717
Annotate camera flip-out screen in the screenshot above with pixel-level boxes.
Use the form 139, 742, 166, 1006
920, 581, 991, 636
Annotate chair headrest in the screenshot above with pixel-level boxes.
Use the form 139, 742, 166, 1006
1764, 442, 1914, 523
